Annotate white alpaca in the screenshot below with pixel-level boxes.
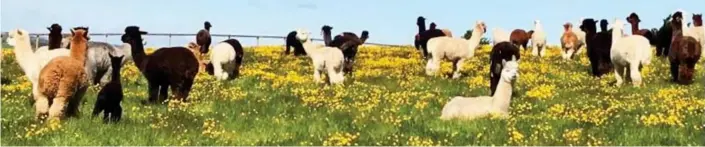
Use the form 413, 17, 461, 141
531, 20, 547, 56
426, 21, 486, 79
296, 29, 345, 84
5, 29, 70, 91
609, 19, 652, 86
492, 28, 510, 45
440, 55, 518, 120
206, 40, 243, 80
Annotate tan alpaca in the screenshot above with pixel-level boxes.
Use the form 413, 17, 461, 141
561, 23, 579, 60
187, 42, 206, 72
36, 27, 90, 121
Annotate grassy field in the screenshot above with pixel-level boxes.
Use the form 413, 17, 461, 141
1, 45, 704, 146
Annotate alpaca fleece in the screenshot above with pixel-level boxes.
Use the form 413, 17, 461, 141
657, 15, 674, 57
37, 27, 90, 121
489, 42, 520, 96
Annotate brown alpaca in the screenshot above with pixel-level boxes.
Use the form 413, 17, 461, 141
561, 23, 580, 59
36, 27, 90, 121
187, 42, 206, 72
669, 12, 702, 84
509, 29, 531, 51
694, 14, 703, 27
626, 13, 657, 45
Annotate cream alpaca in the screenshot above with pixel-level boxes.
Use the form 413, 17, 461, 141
425, 20, 486, 79
610, 19, 652, 86
296, 29, 345, 84
440, 55, 518, 120
531, 20, 547, 56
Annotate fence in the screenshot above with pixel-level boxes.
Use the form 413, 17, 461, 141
2, 32, 406, 49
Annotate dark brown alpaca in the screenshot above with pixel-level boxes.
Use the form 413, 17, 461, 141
196, 21, 212, 55
509, 29, 531, 51
669, 11, 702, 84
414, 16, 451, 59
327, 28, 369, 74
47, 24, 63, 49
626, 12, 657, 45
123, 26, 199, 104
694, 14, 703, 26
581, 18, 614, 77
489, 42, 520, 96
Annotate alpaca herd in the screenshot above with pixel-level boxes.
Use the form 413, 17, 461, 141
4, 10, 705, 123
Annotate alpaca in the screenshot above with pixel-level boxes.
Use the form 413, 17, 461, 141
581, 18, 614, 77
626, 13, 658, 46
610, 19, 652, 86
492, 28, 510, 45
285, 30, 307, 56
657, 14, 674, 57
196, 21, 212, 55
57, 33, 133, 86
297, 29, 345, 84
205, 39, 245, 80
440, 56, 518, 120
425, 21, 486, 79
509, 29, 531, 51
415, 16, 452, 59
92, 53, 124, 123
47, 23, 63, 50
489, 42, 520, 96
123, 26, 199, 104
530, 20, 547, 56
36, 27, 91, 121
186, 42, 207, 71
322, 25, 334, 46
561, 23, 580, 60
327, 29, 369, 74
669, 12, 703, 84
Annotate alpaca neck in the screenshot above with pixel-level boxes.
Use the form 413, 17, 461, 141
360, 37, 368, 44
466, 30, 483, 52
611, 27, 623, 48
492, 79, 513, 112
630, 23, 640, 35
110, 67, 121, 83
13, 36, 36, 65
69, 40, 88, 66
48, 34, 62, 49
418, 23, 426, 34
323, 31, 333, 46
129, 38, 147, 70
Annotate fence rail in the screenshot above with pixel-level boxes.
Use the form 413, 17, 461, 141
1, 32, 406, 48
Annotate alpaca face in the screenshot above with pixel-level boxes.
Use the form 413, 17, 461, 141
678, 63, 695, 83
500, 55, 519, 82
6, 29, 27, 46
580, 19, 598, 33
123, 26, 148, 44
626, 13, 641, 24
476, 21, 487, 34
109, 54, 124, 70
694, 14, 702, 26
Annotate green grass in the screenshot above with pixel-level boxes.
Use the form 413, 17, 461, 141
1, 46, 704, 146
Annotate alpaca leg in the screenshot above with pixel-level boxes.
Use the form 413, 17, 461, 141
613, 64, 625, 86
629, 63, 643, 86
313, 67, 323, 83
146, 83, 159, 104
111, 105, 122, 122
531, 43, 539, 56
425, 58, 440, 76
48, 97, 67, 121
92, 94, 106, 117
33, 90, 50, 121
65, 87, 87, 118
176, 79, 194, 102
539, 45, 546, 57
158, 85, 169, 102
452, 59, 465, 79
285, 45, 291, 55
213, 62, 225, 80
670, 61, 679, 82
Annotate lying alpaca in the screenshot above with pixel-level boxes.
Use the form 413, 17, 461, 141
415, 16, 452, 59
205, 39, 245, 80
581, 18, 614, 77
285, 30, 307, 56
426, 21, 486, 79
196, 21, 212, 55
36, 27, 91, 121
92, 53, 124, 123
492, 28, 510, 45
657, 14, 674, 57
297, 29, 345, 84
610, 19, 652, 86
669, 12, 703, 84
489, 42, 520, 96
509, 29, 531, 51
626, 13, 657, 46
440, 56, 518, 120
327, 29, 369, 74
186, 42, 207, 71
123, 26, 199, 104
531, 20, 547, 56
561, 23, 580, 60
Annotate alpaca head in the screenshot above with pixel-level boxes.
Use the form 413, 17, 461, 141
6, 29, 29, 46
500, 55, 519, 83
416, 16, 426, 26
70, 27, 89, 43
360, 30, 369, 43
321, 25, 333, 35
599, 19, 609, 32
612, 19, 626, 33
693, 14, 702, 26
527, 30, 535, 38
295, 29, 311, 42
534, 20, 541, 25
108, 53, 125, 71
430, 22, 437, 30
122, 26, 148, 45
580, 18, 598, 33
475, 20, 487, 34
204, 21, 212, 30
47, 23, 62, 35
626, 12, 641, 24
563, 23, 573, 31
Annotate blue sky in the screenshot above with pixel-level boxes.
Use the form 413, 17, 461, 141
2, 0, 702, 47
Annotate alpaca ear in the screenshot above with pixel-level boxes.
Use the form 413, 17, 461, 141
502, 59, 507, 65
47, 27, 52, 31
70, 29, 75, 36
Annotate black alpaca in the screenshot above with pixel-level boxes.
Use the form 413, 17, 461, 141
581, 18, 613, 77
656, 14, 674, 57
327, 29, 369, 74
489, 42, 521, 96
196, 21, 212, 54
322, 25, 334, 46
123, 26, 199, 104
93, 54, 124, 122
414, 16, 448, 59
47, 23, 63, 50
285, 30, 307, 56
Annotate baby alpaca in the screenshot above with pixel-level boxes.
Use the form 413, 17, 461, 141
36, 27, 91, 121
610, 19, 652, 87
92, 54, 124, 123
426, 21, 486, 79
531, 20, 547, 57
205, 39, 245, 80
440, 56, 518, 120
561, 23, 580, 60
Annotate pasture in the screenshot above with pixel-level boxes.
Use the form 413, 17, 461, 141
1, 45, 704, 145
